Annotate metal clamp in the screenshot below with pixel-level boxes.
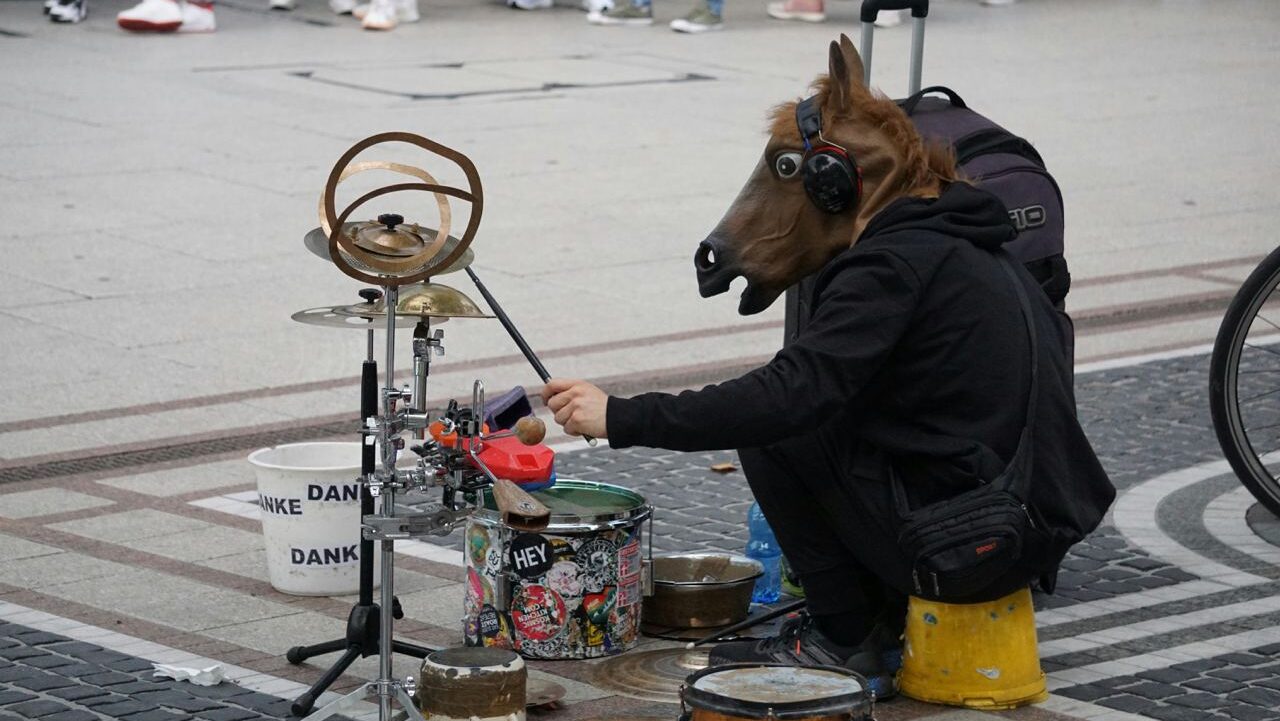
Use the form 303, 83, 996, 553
363, 505, 469, 539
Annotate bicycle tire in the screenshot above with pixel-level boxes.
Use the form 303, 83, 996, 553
1210, 245, 1280, 518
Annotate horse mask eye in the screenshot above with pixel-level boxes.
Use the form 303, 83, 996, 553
774, 152, 803, 179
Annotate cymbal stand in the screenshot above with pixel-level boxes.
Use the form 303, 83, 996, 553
286, 289, 440, 718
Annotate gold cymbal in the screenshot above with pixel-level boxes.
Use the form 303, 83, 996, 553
290, 306, 444, 330
334, 282, 492, 320
303, 223, 475, 277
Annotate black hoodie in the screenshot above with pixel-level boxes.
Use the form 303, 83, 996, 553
608, 183, 1113, 548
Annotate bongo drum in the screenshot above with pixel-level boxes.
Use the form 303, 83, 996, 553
419, 647, 526, 721
679, 664, 873, 721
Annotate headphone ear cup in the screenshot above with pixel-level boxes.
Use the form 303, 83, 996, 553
802, 151, 860, 214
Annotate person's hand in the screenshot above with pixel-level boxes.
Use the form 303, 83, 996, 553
541, 379, 608, 439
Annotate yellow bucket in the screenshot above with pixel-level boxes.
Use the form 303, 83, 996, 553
898, 587, 1047, 709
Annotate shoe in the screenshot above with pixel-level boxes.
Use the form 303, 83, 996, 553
354, 0, 417, 23
873, 7, 903, 26
49, 0, 86, 22
670, 1, 720, 32
178, 0, 215, 31
708, 613, 901, 700
509, 0, 552, 9
766, 0, 823, 23
581, 0, 612, 11
269, 0, 295, 9
980, 0, 1017, 5
329, 0, 356, 12
587, 0, 651, 24
44, 0, 56, 15
117, 0, 182, 30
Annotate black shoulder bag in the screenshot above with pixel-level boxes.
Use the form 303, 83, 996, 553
891, 253, 1041, 601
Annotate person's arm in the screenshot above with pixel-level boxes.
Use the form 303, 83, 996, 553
602, 249, 922, 451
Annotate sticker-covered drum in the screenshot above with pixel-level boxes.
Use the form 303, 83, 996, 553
464, 480, 651, 659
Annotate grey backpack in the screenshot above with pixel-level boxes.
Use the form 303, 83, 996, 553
902, 86, 1070, 309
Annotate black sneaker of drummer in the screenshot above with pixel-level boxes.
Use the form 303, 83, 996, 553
708, 613, 901, 700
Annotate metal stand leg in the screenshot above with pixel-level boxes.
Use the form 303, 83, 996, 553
290, 647, 360, 718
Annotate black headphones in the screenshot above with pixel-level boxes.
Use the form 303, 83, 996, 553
795, 96, 862, 214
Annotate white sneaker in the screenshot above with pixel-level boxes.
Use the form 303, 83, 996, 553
581, 0, 612, 11
873, 8, 903, 26
118, 0, 182, 30
269, 0, 295, 9
980, 0, 1017, 5
354, 0, 416, 22
44, 0, 56, 15
509, 0, 551, 8
178, 0, 215, 31
329, 0, 357, 13
49, 0, 87, 22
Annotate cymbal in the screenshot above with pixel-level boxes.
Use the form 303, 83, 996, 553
303, 223, 475, 277
290, 306, 445, 330
335, 281, 492, 320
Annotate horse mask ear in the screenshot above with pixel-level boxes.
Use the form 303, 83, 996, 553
826, 35, 867, 112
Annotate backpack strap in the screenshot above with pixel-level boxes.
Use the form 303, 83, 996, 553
899, 85, 968, 116
891, 252, 1038, 516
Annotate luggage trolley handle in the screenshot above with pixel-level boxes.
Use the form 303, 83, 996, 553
859, 0, 929, 96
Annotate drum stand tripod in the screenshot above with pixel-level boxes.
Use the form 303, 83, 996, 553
285, 290, 439, 718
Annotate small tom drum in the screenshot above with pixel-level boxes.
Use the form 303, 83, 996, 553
419, 647, 526, 721
680, 664, 873, 721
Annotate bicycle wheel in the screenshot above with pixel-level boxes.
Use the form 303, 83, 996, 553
1210, 246, 1280, 517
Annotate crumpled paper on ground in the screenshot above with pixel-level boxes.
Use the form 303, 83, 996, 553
152, 662, 226, 686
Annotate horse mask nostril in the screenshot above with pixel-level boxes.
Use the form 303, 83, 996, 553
696, 241, 718, 270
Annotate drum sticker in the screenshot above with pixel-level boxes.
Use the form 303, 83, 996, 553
545, 560, 583, 598
511, 585, 568, 642
549, 537, 576, 562
466, 525, 490, 567
582, 586, 616, 627
509, 534, 555, 580
617, 535, 641, 581
465, 567, 495, 616
575, 538, 618, 594
617, 575, 642, 608
485, 546, 504, 577
474, 604, 513, 648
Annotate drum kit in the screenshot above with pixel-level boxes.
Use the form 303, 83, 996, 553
283, 132, 875, 721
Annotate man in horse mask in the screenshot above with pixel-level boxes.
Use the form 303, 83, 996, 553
543, 36, 1113, 695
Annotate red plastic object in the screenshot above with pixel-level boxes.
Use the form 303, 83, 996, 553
475, 435, 555, 486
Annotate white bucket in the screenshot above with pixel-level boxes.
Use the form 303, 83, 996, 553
247, 442, 377, 596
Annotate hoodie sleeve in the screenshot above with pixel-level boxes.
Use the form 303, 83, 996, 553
607, 249, 923, 451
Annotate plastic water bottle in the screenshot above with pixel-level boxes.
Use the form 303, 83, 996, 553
746, 501, 782, 603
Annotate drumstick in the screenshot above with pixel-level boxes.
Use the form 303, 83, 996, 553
466, 267, 598, 447
685, 598, 806, 650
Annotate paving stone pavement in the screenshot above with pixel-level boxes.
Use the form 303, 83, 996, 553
5, 349, 1280, 720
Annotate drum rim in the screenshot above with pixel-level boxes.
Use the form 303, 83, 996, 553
472, 478, 652, 530
680, 663, 871, 720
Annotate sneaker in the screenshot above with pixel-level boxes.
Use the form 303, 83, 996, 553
43, 0, 56, 15
353, 0, 417, 22
509, 0, 552, 9
708, 613, 901, 700
178, 0, 215, 31
329, 0, 356, 12
49, 0, 86, 22
269, 0, 295, 9
873, 7, 903, 26
765, 0, 823, 23
980, 0, 1018, 4
581, 0, 612, 11
670, 1, 720, 32
587, 0, 651, 25
117, 0, 182, 30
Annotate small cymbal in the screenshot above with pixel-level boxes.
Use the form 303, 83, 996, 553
290, 306, 444, 330
334, 282, 492, 320
303, 224, 474, 277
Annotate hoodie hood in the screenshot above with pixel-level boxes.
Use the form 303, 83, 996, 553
858, 181, 1016, 252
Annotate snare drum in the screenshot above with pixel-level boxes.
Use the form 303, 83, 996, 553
680, 664, 873, 721
464, 479, 652, 659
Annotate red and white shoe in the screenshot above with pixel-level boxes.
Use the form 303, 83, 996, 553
117, 0, 215, 32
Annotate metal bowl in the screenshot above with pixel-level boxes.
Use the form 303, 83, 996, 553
643, 553, 764, 629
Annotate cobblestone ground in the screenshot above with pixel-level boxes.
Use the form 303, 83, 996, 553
6, 350, 1280, 720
